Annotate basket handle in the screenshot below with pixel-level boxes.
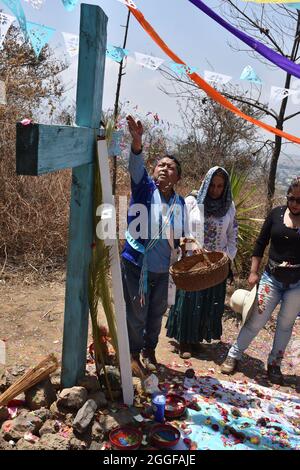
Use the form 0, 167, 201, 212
180, 237, 212, 266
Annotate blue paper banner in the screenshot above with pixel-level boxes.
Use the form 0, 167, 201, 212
106, 45, 129, 63
1, 0, 27, 38
61, 0, 78, 11
108, 130, 124, 156
240, 65, 262, 84
26, 21, 56, 57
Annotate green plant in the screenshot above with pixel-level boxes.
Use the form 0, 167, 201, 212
230, 170, 263, 276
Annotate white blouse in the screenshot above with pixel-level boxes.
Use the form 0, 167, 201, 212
185, 195, 238, 261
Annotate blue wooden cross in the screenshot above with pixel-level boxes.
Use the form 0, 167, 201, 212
15, 4, 107, 388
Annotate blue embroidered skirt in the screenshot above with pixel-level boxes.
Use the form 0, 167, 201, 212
166, 280, 227, 343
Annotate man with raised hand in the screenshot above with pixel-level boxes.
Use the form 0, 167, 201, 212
121, 115, 185, 376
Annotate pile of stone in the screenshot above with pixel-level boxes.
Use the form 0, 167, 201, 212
0, 366, 137, 451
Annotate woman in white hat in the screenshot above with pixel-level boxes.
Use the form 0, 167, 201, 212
221, 177, 300, 384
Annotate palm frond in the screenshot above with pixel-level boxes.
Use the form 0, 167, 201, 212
87, 137, 120, 397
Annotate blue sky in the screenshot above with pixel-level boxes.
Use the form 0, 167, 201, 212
2, 0, 300, 159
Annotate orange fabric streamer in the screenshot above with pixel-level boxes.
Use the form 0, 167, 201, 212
128, 6, 300, 145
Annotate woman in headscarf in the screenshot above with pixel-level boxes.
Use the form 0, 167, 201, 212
166, 166, 238, 358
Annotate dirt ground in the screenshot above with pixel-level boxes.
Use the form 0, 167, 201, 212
0, 271, 299, 396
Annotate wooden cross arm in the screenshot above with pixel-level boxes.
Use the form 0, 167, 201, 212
16, 123, 96, 176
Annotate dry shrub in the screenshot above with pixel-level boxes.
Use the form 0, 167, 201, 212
0, 151, 71, 270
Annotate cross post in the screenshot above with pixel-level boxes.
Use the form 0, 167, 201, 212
15, 4, 133, 403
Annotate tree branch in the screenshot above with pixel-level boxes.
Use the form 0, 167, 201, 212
284, 110, 300, 122
225, 0, 285, 55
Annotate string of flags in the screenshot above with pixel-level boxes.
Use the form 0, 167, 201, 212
0, 10, 77, 57
1, 0, 300, 132
126, 2, 300, 144
0, 7, 298, 109
106, 46, 300, 108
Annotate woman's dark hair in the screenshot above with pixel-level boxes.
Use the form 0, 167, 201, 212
157, 154, 182, 178
287, 176, 300, 194
212, 168, 228, 182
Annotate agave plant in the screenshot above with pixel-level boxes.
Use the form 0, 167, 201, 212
230, 170, 263, 275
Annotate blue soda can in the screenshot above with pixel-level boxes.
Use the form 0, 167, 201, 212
152, 394, 166, 423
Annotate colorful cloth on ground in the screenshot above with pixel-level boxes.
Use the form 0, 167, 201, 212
182, 376, 300, 450
166, 280, 227, 343
188, 0, 300, 80
127, 3, 300, 144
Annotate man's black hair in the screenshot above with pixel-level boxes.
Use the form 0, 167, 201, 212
157, 154, 182, 178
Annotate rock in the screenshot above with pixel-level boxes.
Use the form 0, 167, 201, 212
50, 371, 61, 391
49, 401, 66, 420
91, 421, 104, 441
64, 413, 76, 427
10, 366, 26, 377
1, 415, 43, 441
37, 433, 70, 450
39, 420, 60, 436
0, 432, 11, 450
73, 399, 97, 434
49, 402, 76, 426
0, 369, 14, 393
69, 433, 91, 450
78, 375, 101, 393
99, 367, 121, 391
25, 378, 56, 411
89, 441, 103, 451
33, 408, 52, 423
97, 409, 134, 434
0, 407, 9, 424
57, 387, 87, 410
89, 392, 108, 409
16, 438, 39, 450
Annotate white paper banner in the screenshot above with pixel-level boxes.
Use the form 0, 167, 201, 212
62, 32, 79, 58
204, 70, 232, 86
269, 86, 297, 106
0, 12, 15, 49
24, 0, 45, 9
134, 52, 164, 70
0, 81, 7, 105
117, 0, 137, 8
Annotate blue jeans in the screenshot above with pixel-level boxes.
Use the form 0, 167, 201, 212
229, 271, 300, 366
122, 259, 169, 354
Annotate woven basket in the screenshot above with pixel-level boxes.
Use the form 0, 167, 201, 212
170, 250, 229, 292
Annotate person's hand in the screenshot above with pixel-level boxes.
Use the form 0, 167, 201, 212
248, 272, 260, 289
126, 115, 143, 153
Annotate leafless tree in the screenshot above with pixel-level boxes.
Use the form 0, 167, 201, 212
160, 1, 300, 211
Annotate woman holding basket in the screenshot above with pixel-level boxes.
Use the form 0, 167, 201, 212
166, 166, 238, 358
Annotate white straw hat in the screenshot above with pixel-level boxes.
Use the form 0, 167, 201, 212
229, 286, 257, 326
